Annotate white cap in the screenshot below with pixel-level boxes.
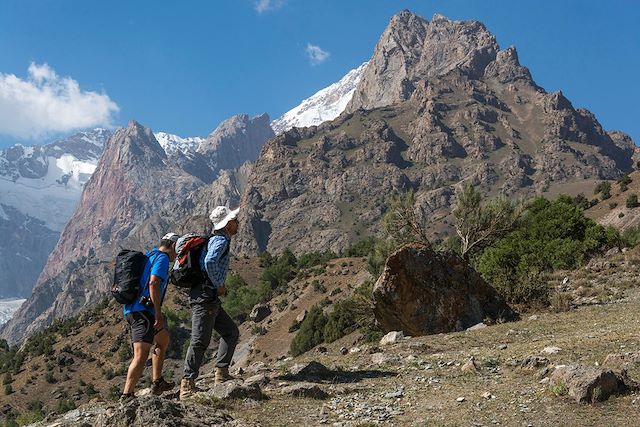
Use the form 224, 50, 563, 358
209, 206, 239, 231
162, 232, 179, 243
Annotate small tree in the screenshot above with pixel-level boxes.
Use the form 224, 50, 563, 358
453, 184, 524, 259
382, 191, 431, 247
594, 181, 612, 200
626, 194, 639, 208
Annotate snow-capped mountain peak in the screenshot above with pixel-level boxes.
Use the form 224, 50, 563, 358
154, 132, 205, 156
271, 62, 368, 134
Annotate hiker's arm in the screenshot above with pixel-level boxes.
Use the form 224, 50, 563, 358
148, 275, 163, 330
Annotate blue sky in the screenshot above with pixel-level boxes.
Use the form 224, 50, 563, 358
0, 0, 638, 146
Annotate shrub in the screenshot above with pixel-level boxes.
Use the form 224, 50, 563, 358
594, 181, 612, 199
222, 271, 262, 323
476, 196, 617, 305
609, 202, 618, 209
276, 299, 288, 312
617, 174, 632, 185
623, 226, 640, 247
296, 250, 335, 269
324, 299, 359, 343
290, 306, 327, 356
44, 372, 56, 384
345, 237, 378, 257
626, 194, 639, 208
312, 280, 327, 293
4, 384, 12, 395
251, 325, 267, 336
56, 399, 76, 414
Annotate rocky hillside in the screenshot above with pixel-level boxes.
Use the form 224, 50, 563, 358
234, 11, 638, 256
584, 169, 640, 231
0, 116, 273, 344
4, 247, 640, 426
0, 129, 110, 298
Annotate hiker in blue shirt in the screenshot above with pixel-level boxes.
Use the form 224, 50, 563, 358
180, 206, 240, 400
121, 232, 178, 401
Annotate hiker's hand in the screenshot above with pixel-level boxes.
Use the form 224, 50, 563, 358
217, 286, 226, 296
154, 317, 164, 332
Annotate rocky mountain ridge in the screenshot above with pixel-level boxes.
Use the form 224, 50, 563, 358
234, 11, 639, 256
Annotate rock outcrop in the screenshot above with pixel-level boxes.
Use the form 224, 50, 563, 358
372, 244, 517, 335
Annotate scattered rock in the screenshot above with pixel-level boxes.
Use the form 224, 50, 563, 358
44, 396, 234, 426
249, 304, 271, 323
542, 346, 561, 354
466, 323, 488, 331
208, 380, 266, 400
296, 310, 308, 323
528, 315, 539, 321
286, 361, 331, 379
550, 365, 636, 403
498, 344, 508, 350
461, 358, 478, 374
340, 347, 349, 355
481, 392, 495, 399
520, 356, 550, 370
380, 331, 404, 345
244, 374, 270, 387
372, 245, 518, 336
384, 388, 404, 399
316, 346, 328, 354
371, 353, 392, 365
456, 397, 465, 402
349, 347, 362, 353
603, 352, 640, 368
281, 383, 329, 399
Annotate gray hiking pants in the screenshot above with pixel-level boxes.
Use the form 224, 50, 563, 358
183, 299, 239, 379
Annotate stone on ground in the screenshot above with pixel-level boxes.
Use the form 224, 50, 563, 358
379, 330, 404, 345
207, 380, 265, 400
280, 383, 329, 399
550, 365, 635, 403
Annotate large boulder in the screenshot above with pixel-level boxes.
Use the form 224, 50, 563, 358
550, 365, 636, 403
372, 244, 518, 336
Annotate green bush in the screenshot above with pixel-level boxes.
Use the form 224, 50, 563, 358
626, 194, 639, 208
345, 237, 378, 257
324, 299, 358, 343
222, 271, 262, 323
476, 196, 620, 304
594, 181, 612, 199
296, 250, 335, 269
55, 399, 76, 414
290, 306, 327, 356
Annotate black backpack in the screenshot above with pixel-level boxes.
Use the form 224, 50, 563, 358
111, 249, 149, 304
170, 232, 229, 288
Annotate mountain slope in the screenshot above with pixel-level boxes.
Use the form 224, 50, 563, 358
272, 63, 368, 134
1, 115, 274, 343
0, 129, 111, 297
234, 11, 639, 256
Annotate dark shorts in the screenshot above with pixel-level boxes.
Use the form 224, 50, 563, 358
126, 311, 155, 344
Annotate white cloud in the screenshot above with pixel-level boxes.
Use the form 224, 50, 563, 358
254, 0, 285, 13
0, 63, 119, 140
306, 43, 330, 65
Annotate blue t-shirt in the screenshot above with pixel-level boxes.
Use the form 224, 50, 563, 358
123, 249, 170, 316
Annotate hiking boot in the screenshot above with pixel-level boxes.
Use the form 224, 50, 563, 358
214, 367, 235, 384
151, 377, 175, 396
179, 378, 203, 400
